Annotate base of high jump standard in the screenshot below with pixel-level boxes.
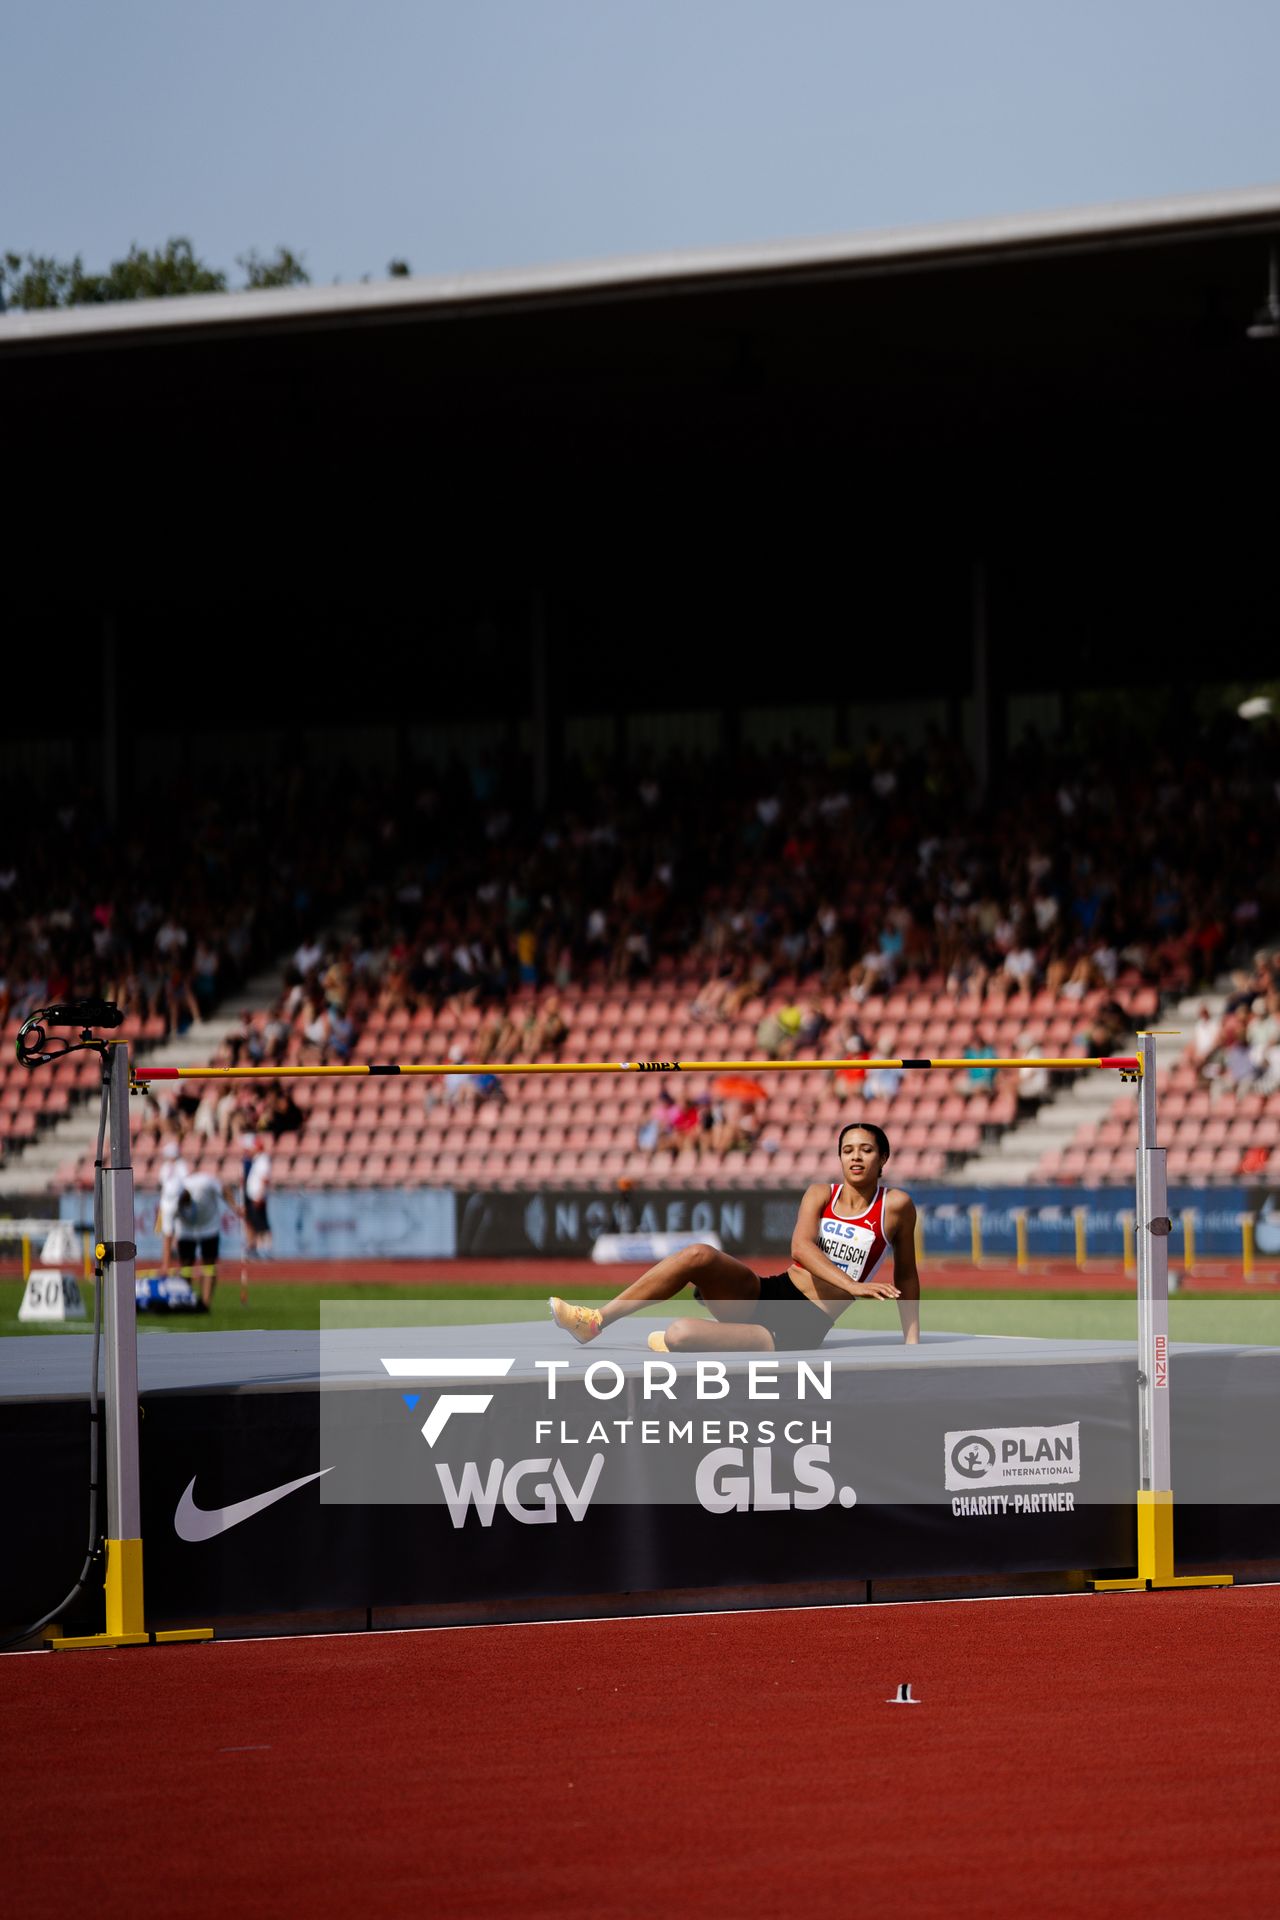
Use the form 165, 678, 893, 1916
1090, 1035, 1231, 1593
42, 1047, 211, 1650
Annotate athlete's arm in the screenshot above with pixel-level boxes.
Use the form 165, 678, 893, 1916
884, 1190, 921, 1344
790, 1184, 901, 1301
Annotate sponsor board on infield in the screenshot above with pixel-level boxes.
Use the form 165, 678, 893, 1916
62, 1186, 456, 1261
456, 1183, 1258, 1259
944, 1421, 1081, 1491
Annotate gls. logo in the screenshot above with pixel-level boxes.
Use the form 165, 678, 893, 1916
944, 1422, 1080, 1491
381, 1357, 514, 1443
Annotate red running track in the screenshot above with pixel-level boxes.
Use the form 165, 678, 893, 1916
4, 1586, 1279, 1919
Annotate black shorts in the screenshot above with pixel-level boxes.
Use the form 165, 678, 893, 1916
177, 1235, 220, 1267
753, 1272, 833, 1351
245, 1199, 270, 1234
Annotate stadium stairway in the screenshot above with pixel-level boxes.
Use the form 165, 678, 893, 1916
950, 995, 1209, 1187
0, 966, 286, 1198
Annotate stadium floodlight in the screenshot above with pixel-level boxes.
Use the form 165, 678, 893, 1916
1246, 246, 1280, 339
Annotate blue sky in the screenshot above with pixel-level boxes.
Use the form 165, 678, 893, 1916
4, 1, 1278, 286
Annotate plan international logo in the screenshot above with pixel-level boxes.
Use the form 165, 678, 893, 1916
944, 1422, 1081, 1492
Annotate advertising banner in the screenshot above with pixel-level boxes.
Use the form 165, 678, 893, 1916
458, 1188, 808, 1259
60, 1187, 456, 1262
454, 1185, 1259, 1260
1248, 1191, 1280, 1256
52, 1181, 1269, 1264
4, 1319, 1277, 1634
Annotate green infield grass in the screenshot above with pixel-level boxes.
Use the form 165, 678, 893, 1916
2, 1278, 1277, 1346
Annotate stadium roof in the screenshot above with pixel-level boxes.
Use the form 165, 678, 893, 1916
3, 182, 1279, 353
5, 182, 1278, 745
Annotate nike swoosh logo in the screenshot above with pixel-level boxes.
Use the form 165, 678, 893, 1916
174, 1468, 333, 1542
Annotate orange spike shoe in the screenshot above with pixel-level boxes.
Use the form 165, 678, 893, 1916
549, 1297, 603, 1344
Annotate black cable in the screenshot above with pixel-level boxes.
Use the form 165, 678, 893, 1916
0, 1068, 110, 1652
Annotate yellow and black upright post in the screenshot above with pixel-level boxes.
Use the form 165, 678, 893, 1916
1092, 1033, 1232, 1592
48, 1042, 211, 1649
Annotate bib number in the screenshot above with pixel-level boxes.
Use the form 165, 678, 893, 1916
820, 1220, 875, 1281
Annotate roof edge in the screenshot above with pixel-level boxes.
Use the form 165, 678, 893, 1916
3, 181, 1279, 352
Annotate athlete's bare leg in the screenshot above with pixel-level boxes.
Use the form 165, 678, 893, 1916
662, 1316, 776, 1352
597, 1242, 762, 1327
551, 1243, 775, 1349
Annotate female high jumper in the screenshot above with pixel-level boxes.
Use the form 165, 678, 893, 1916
550, 1120, 920, 1353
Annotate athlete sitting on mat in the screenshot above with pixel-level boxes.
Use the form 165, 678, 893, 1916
550, 1120, 919, 1353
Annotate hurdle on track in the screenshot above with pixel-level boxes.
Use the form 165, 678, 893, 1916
34, 1035, 1230, 1647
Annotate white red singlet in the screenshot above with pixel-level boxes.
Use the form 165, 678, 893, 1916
815, 1182, 890, 1285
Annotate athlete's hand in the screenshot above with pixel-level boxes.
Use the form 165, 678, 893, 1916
854, 1279, 901, 1300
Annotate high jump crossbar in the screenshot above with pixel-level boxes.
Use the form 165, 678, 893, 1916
133, 1054, 1141, 1083
36, 1032, 1226, 1648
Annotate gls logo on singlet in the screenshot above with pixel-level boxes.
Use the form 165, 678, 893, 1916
817, 1216, 878, 1282
817, 1184, 889, 1285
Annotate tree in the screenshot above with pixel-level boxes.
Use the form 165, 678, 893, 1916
238, 246, 310, 290
1, 238, 311, 310
2, 251, 80, 309
78, 239, 227, 302
388, 259, 411, 278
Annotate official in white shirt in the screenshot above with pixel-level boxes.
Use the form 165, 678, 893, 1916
156, 1138, 189, 1273
176, 1173, 225, 1308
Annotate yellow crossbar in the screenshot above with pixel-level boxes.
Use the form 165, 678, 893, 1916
134, 1054, 1140, 1083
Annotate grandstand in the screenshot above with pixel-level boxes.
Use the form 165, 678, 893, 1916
4, 730, 1277, 1199
1031, 1036, 1280, 1187
28, 969, 1278, 1199
3, 188, 1278, 1214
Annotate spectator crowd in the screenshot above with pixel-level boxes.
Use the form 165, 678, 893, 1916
0, 765, 367, 1039
1190, 952, 1280, 1092
326, 712, 1277, 1022
5, 704, 1279, 1181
